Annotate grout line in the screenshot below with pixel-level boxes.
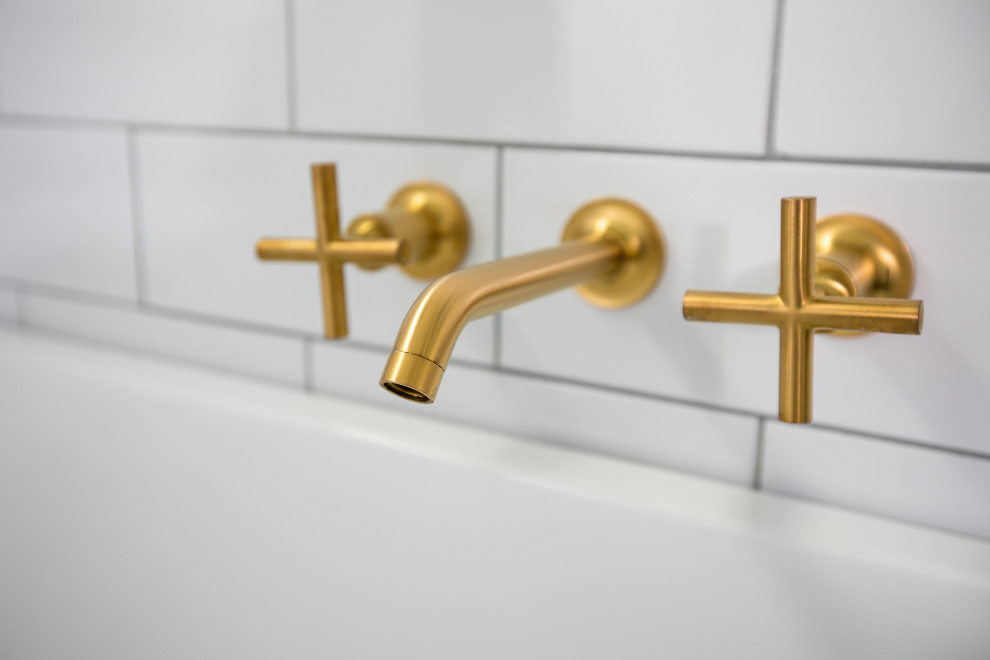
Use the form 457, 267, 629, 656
302, 336, 314, 391
0, 277, 136, 309
12, 287, 26, 331
494, 146, 505, 260
0, 113, 128, 134
284, 0, 298, 131
753, 417, 768, 489
764, 0, 786, 156
492, 146, 505, 367
2, 112, 990, 174
492, 314, 503, 368
496, 363, 763, 419
339, 337, 392, 355
20, 322, 301, 391
4, 278, 406, 358
143, 302, 312, 340
12, 278, 990, 465
336, 334, 764, 417
125, 127, 149, 304
772, 152, 990, 174
0, 277, 310, 339
333, 337, 990, 464
804, 422, 990, 463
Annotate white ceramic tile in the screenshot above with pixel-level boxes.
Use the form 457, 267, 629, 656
295, 0, 777, 154
0, 124, 136, 299
775, 0, 990, 164
20, 294, 304, 386
763, 423, 990, 540
311, 342, 760, 485
0, 289, 17, 324
0, 0, 287, 129
137, 131, 497, 364
501, 149, 990, 454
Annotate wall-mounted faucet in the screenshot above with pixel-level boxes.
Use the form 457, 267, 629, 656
380, 199, 666, 403
256, 163, 470, 339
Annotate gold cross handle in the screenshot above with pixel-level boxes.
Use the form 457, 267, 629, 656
256, 163, 470, 339
683, 197, 923, 424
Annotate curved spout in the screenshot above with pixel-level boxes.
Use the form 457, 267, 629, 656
380, 235, 622, 403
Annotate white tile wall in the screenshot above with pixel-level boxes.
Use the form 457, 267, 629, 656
502, 149, 990, 455
1, 1, 988, 540
763, 422, 990, 540
0, 289, 17, 324
776, 0, 990, 164
294, 0, 778, 154
136, 131, 498, 363
0, 124, 136, 299
19, 294, 304, 386
312, 341, 760, 485
0, 0, 288, 129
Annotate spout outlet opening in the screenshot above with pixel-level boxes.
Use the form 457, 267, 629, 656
381, 381, 432, 403
380, 350, 444, 404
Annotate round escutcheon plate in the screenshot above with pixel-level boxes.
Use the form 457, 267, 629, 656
816, 213, 915, 299
561, 198, 666, 309
388, 182, 470, 280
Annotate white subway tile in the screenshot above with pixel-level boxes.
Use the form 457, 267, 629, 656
312, 341, 759, 485
0, 289, 17, 324
0, 0, 287, 129
775, 0, 990, 164
295, 0, 777, 154
763, 423, 990, 540
0, 125, 136, 299
137, 131, 497, 364
501, 148, 990, 455
20, 295, 304, 386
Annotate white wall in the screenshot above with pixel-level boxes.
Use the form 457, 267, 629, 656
1, 0, 989, 539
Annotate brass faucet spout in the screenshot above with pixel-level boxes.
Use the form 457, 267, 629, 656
380, 236, 621, 403
379, 198, 667, 404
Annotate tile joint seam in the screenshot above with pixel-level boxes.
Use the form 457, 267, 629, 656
1, 113, 988, 174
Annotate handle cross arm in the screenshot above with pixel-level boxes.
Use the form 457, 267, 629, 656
801, 297, 923, 334
683, 291, 783, 326
256, 238, 320, 262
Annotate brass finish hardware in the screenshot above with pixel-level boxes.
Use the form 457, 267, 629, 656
255, 163, 469, 339
381, 198, 666, 404
683, 197, 922, 424
563, 199, 667, 308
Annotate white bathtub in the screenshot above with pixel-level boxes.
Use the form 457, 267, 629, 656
1, 327, 989, 659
